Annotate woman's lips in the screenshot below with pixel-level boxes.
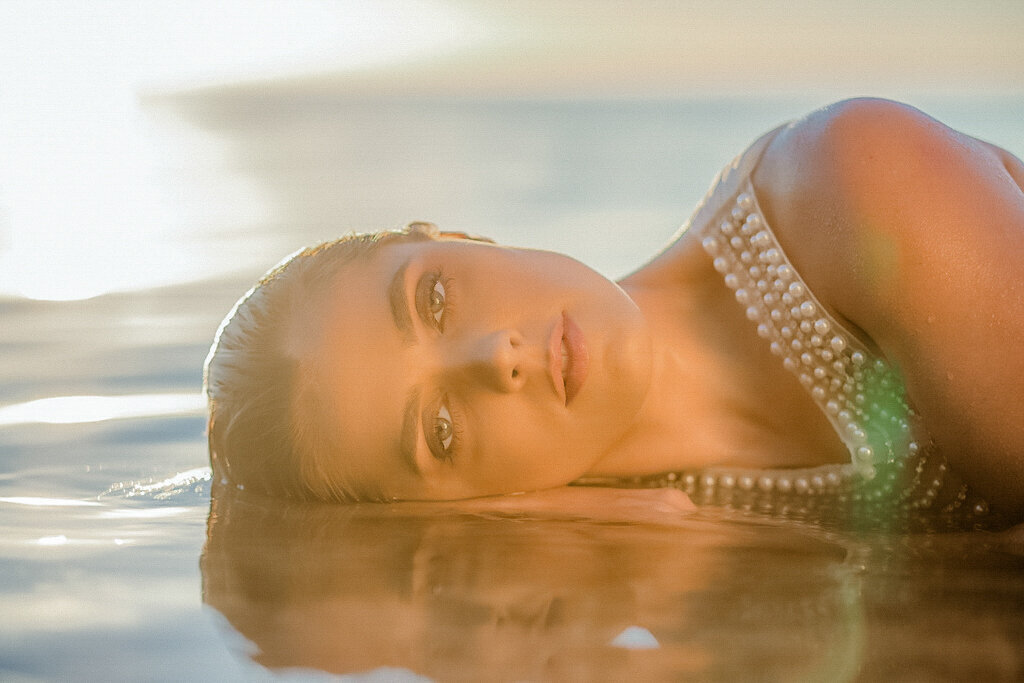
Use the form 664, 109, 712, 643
560, 312, 589, 405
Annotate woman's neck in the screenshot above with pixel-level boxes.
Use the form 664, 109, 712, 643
590, 231, 849, 477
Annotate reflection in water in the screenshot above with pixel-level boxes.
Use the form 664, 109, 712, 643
203, 482, 879, 680
0, 393, 205, 426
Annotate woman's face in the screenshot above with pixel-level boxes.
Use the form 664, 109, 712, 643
294, 236, 653, 500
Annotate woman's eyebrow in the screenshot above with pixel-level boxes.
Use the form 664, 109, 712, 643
399, 386, 421, 476
388, 258, 416, 345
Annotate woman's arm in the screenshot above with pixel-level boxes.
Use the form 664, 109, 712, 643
400, 486, 696, 525
753, 98, 1024, 512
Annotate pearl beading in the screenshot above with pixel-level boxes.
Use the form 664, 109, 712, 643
577, 135, 994, 525
700, 182, 915, 485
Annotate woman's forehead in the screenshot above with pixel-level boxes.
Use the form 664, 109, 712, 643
299, 247, 419, 498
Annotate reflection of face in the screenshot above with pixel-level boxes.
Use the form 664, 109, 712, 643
295, 236, 653, 500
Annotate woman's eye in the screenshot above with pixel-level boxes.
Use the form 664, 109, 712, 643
428, 279, 446, 326
434, 403, 454, 453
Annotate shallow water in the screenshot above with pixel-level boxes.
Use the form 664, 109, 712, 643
2, 94, 1024, 681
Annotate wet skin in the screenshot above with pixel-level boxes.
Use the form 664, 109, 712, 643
295, 237, 654, 500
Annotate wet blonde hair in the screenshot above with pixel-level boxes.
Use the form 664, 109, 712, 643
204, 223, 441, 501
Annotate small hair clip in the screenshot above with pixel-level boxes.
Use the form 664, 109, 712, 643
404, 221, 440, 237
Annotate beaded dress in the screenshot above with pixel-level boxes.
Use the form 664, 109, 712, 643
581, 127, 993, 529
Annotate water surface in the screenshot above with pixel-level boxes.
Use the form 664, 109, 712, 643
2, 94, 1023, 681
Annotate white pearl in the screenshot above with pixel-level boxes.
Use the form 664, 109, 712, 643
724, 273, 739, 289
774, 279, 786, 292
855, 445, 874, 464
737, 193, 754, 210
740, 250, 753, 264
751, 230, 770, 248
799, 301, 815, 318
770, 309, 783, 322
776, 477, 792, 492
801, 352, 813, 365
763, 292, 776, 305
777, 264, 794, 280
744, 213, 762, 230
720, 219, 735, 235
820, 349, 834, 362
783, 357, 798, 371
826, 400, 840, 415
713, 257, 729, 273
791, 339, 803, 352
731, 207, 746, 222
810, 334, 823, 347
794, 478, 809, 494
830, 336, 846, 352
813, 367, 826, 379
719, 474, 736, 488
811, 386, 826, 401
735, 288, 750, 304
766, 248, 782, 264
757, 323, 771, 339
780, 325, 793, 338
851, 351, 865, 366
746, 306, 761, 321
756, 279, 769, 292
730, 236, 743, 249
790, 306, 802, 319
832, 361, 845, 374
749, 265, 762, 278
758, 476, 774, 492
770, 341, 784, 356
702, 474, 716, 489
701, 236, 719, 254
788, 281, 805, 298
738, 475, 755, 491
799, 373, 813, 387
813, 319, 830, 335
799, 320, 812, 334
811, 475, 825, 490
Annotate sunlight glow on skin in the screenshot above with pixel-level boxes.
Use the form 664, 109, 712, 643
0, 0, 486, 301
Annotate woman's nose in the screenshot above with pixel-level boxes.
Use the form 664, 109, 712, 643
443, 330, 528, 393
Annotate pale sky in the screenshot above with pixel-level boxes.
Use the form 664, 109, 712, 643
321, 0, 1024, 97
0, 0, 1021, 300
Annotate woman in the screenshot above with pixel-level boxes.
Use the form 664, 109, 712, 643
204, 98, 1024, 523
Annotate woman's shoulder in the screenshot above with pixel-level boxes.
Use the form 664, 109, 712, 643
752, 97, 1023, 322
754, 98, 1024, 513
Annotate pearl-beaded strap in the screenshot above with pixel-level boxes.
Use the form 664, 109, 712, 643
699, 180, 914, 483
576, 128, 994, 525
